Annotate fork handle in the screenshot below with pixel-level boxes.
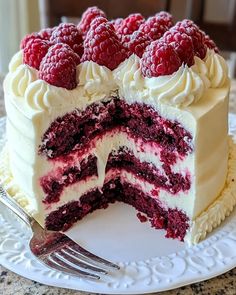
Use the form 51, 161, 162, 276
0, 185, 33, 228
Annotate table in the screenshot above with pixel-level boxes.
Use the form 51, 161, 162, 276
0, 75, 236, 295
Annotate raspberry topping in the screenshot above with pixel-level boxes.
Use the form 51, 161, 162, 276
90, 16, 109, 29
39, 27, 56, 40
155, 11, 174, 29
50, 23, 84, 57
203, 34, 219, 53
39, 43, 79, 90
141, 40, 181, 77
78, 6, 106, 36
162, 30, 194, 66
20, 32, 41, 49
82, 22, 128, 70
116, 13, 144, 36
23, 38, 50, 70
174, 20, 207, 59
128, 30, 151, 58
139, 16, 168, 41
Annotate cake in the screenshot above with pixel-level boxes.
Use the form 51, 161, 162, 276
1, 7, 236, 244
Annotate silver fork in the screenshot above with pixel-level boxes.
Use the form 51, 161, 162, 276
0, 185, 119, 280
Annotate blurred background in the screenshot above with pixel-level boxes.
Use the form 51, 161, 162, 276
0, 0, 236, 76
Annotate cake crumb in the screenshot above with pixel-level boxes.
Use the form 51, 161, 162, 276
137, 212, 148, 223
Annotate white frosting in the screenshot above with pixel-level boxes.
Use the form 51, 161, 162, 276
9, 50, 23, 73
205, 49, 229, 88
113, 54, 146, 97
10, 64, 37, 97
191, 56, 211, 88
145, 65, 204, 107
185, 137, 236, 244
25, 79, 85, 111
78, 61, 117, 100
114, 55, 205, 108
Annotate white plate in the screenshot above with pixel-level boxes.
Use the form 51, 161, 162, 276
0, 116, 236, 294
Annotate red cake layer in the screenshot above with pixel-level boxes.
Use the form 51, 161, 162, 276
41, 148, 191, 204
45, 178, 189, 241
40, 155, 97, 203
39, 99, 193, 159
107, 147, 191, 194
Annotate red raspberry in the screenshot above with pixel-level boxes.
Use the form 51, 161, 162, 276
23, 38, 50, 70
128, 30, 151, 58
119, 34, 132, 48
139, 16, 168, 41
50, 23, 84, 57
39, 43, 79, 90
82, 22, 128, 70
39, 27, 56, 40
116, 13, 144, 36
141, 40, 181, 77
174, 20, 207, 59
110, 18, 123, 31
90, 16, 109, 29
20, 32, 41, 49
162, 30, 194, 66
78, 6, 106, 35
155, 11, 173, 29
203, 34, 219, 53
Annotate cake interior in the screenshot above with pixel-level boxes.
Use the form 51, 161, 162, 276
39, 97, 192, 241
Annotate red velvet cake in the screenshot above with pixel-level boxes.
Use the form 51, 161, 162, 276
2, 7, 235, 244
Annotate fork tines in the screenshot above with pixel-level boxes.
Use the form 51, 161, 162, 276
39, 239, 120, 280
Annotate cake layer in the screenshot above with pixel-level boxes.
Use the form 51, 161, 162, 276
39, 98, 193, 159
45, 177, 189, 242
41, 155, 98, 203
41, 146, 191, 205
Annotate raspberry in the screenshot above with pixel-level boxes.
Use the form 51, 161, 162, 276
203, 34, 219, 53
155, 11, 173, 29
39, 27, 56, 40
78, 6, 106, 35
82, 22, 128, 70
116, 13, 144, 36
119, 34, 132, 48
39, 43, 79, 90
23, 38, 50, 70
141, 40, 181, 77
162, 30, 194, 66
20, 32, 41, 49
50, 23, 83, 57
139, 16, 168, 41
90, 16, 109, 29
174, 20, 207, 59
110, 18, 123, 31
128, 30, 151, 58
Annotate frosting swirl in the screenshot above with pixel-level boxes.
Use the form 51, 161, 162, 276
114, 55, 204, 107
114, 55, 147, 100
9, 50, 23, 73
191, 56, 211, 89
25, 80, 84, 111
145, 65, 204, 107
78, 61, 117, 100
205, 50, 228, 88
11, 64, 37, 97
6, 49, 229, 111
